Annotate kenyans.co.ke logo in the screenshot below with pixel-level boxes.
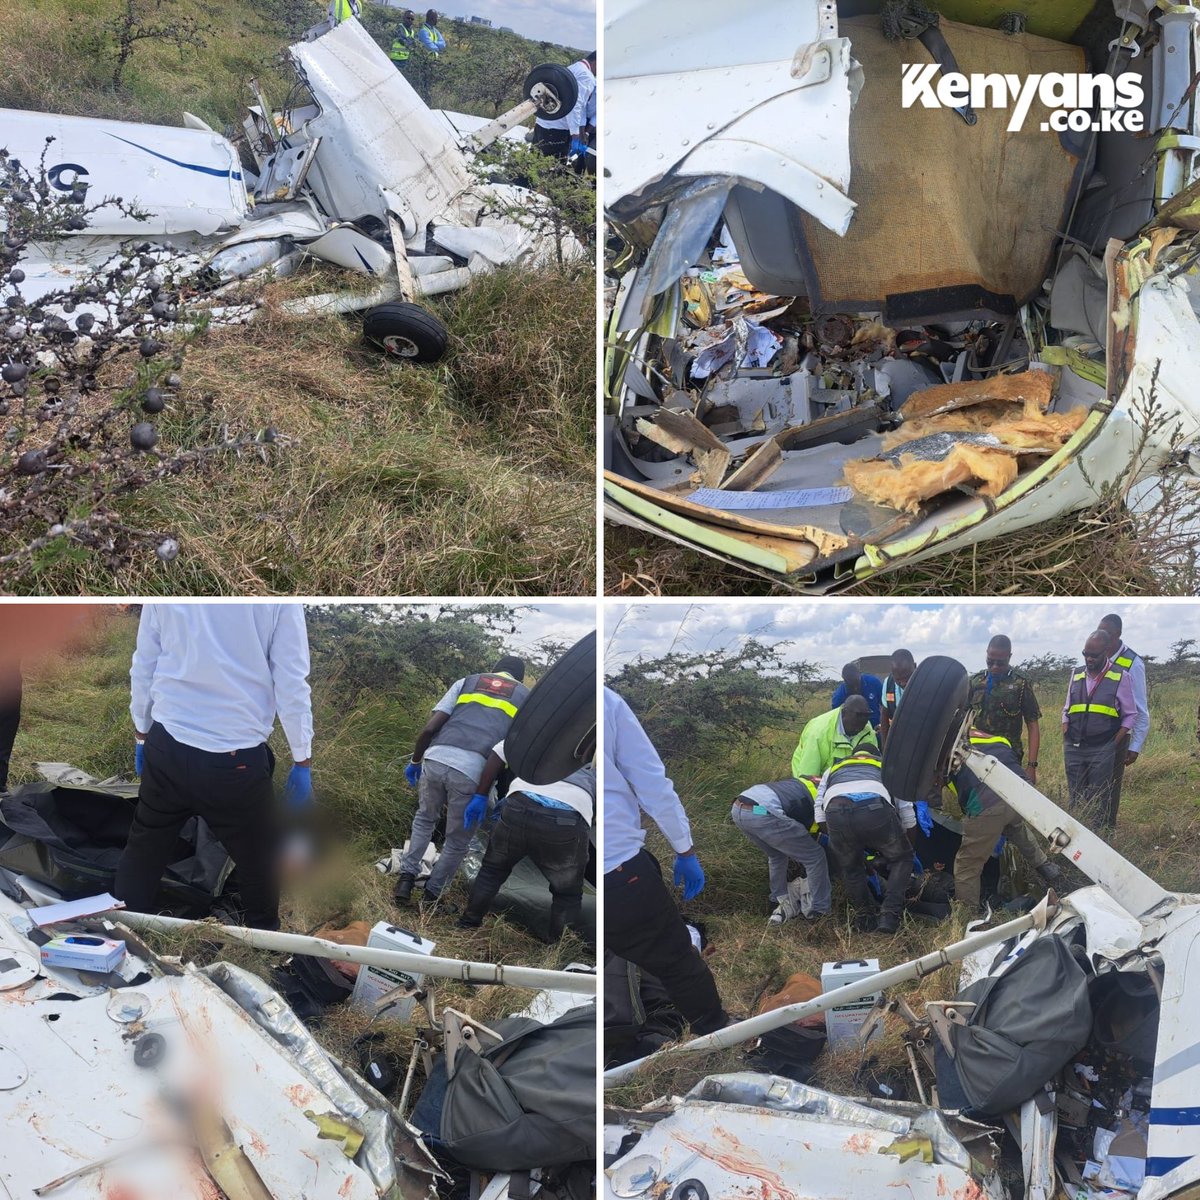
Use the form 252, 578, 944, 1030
901, 66, 1145, 133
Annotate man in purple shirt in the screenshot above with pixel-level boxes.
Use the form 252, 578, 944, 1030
1061, 630, 1136, 832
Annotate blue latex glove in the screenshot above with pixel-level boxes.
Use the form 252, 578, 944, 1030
463, 793, 488, 829
914, 800, 934, 837
672, 853, 705, 901
135, 741, 145, 777
569, 136, 589, 157
992, 835, 1007, 858
866, 868, 883, 901
404, 761, 421, 788
284, 764, 312, 808
817, 832, 830, 849
912, 853, 924, 875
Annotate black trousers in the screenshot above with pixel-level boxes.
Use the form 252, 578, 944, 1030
604, 848, 727, 1035
531, 124, 571, 160
826, 797, 913, 922
1064, 738, 1119, 831
463, 793, 589, 941
0, 669, 20, 792
114, 722, 280, 929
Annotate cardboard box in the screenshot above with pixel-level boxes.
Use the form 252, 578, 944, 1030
349, 923, 436, 1021
821, 957, 882, 1049
40, 934, 126, 973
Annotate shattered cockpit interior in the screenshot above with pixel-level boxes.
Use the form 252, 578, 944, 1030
604, 0, 1200, 581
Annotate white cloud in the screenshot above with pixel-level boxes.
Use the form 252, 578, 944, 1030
604, 600, 1198, 678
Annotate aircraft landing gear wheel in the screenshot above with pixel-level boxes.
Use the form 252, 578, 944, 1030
505, 631, 596, 784
523, 64, 579, 119
363, 303, 448, 363
881, 655, 970, 800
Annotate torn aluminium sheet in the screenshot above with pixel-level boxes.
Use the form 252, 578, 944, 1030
605, 1074, 1006, 1200
0, 891, 442, 1200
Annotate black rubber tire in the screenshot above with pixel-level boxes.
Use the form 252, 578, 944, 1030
505, 631, 596, 785
362, 303, 449, 363
880, 655, 970, 800
523, 63, 579, 119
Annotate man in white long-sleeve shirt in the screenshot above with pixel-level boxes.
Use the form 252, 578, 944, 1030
532, 52, 596, 161
114, 604, 314, 930
603, 687, 727, 1036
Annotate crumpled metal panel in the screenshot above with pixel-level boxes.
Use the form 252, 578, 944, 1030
606, 1074, 1007, 1200
288, 19, 472, 235
201, 961, 445, 1198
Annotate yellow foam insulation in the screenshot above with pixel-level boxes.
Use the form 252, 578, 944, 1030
844, 443, 1020, 514
902, 370, 1055, 420
887, 404, 1088, 453
842, 377, 1087, 513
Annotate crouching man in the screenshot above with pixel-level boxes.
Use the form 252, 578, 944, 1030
817, 747, 916, 934
950, 730, 1062, 909
730, 776, 830, 925
458, 745, 594, 942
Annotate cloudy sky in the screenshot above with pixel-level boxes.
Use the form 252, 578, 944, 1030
404, 0, 595, 49
369, 601, 594, 656
604, 601, 1200, 679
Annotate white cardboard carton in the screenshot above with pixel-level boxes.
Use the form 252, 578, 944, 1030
349, 923, 436, 1021
821, 957, 882, 1049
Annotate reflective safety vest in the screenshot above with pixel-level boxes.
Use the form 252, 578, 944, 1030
429, 672, 531, 757
331, 0, 358, 22
954, 730, 1024, 815
420, 23, 444, 53
828, 751, 884, 788
1066, 667, 1123, 744
1113, 644, 1139, 672
390, 24, 414, 61
764, 777, 817, 826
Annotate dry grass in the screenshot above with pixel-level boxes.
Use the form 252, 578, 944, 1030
11, 263, 595, 596
605, 489, 1200, 597
0, 0, 298, 128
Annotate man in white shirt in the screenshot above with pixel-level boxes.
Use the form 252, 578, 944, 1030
532, 51, 596, 161
458, 740, 594, 941
396, 656, 529, 908
603, 687, 727, 1036
114, 604, 314, 930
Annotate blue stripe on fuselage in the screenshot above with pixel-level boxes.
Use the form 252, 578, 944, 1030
105, 134, 243, 181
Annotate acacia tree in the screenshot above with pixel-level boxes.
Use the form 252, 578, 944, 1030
108, 0, 210, 90
607, 639, 818, 761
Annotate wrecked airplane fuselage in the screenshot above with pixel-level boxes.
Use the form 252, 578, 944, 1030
602, 0, 1200, 588
3, 18, 584, 363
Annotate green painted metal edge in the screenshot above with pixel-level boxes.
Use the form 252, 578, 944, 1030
603, 480, 791, 572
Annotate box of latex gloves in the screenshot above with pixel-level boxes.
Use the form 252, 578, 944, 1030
821, 958, 881, 1048
40, 934, 126, 973
350, 923, 436, 1021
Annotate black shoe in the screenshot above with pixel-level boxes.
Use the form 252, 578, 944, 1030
852, 911, 879, 934
392, 873, 416, 904
457, 912, 484, 930
1036, 861, 1063, 885
875, 913, 901, 935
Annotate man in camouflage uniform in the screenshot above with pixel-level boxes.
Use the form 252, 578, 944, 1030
967, 634, 1042, 785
